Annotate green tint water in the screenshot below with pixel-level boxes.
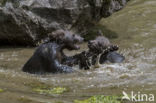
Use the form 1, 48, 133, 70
100, 0, 156, 48
0, 0, 156, 103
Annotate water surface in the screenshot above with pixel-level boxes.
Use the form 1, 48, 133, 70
0, 0, 156, 103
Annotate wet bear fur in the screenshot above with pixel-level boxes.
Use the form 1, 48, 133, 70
88, 36, 125, 64
22, 29, 83, 74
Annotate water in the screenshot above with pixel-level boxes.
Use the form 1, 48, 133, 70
0, 0, 156, 103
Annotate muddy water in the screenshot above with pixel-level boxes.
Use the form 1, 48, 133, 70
0, 0, 156, 103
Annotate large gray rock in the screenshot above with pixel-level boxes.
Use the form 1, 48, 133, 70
0, 0, 129, 46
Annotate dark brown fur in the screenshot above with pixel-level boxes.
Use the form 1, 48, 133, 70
22, 30, 84, 74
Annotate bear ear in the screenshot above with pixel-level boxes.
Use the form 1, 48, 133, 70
50, 30, 65, 39
48, 32, 56, 40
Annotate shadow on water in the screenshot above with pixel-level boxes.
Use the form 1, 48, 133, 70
0, 0, 156, 103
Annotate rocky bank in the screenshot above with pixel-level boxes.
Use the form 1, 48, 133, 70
0, 0, 129, 46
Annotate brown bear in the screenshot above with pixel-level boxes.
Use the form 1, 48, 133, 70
22, 29, 84, 74
88, 36, 121, 68
88, 36, 124, 64
63, 36, 124, 70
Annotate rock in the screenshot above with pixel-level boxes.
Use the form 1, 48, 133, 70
0, 0, 129, 46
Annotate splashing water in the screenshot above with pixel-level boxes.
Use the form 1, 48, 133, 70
0, 0, 156, 102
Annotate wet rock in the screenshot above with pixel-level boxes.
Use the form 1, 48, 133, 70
0, 0, 129, 46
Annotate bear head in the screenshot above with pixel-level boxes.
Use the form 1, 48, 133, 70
88, 36, 111, 53
48, 29, 84, 50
